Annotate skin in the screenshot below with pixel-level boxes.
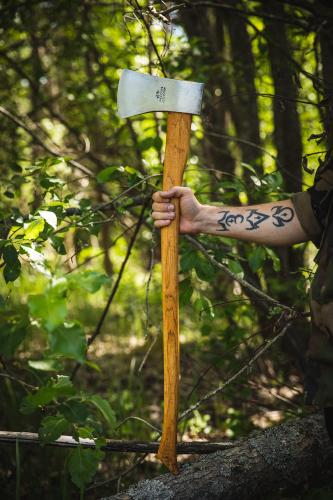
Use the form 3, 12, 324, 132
152, 186, 309, 246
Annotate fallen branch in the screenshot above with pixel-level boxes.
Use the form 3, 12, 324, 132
0, 431, 234, 454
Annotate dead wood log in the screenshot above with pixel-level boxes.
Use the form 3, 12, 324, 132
104, 413, 333, 500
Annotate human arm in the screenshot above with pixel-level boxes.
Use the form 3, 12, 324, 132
152, 186, 309, 246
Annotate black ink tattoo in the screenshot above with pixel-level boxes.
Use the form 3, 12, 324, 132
271, 206, 294, 227
217, 210, 244, 231
245, 209, 270, 230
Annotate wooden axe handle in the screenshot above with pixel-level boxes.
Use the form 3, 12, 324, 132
157, 111, 192, 474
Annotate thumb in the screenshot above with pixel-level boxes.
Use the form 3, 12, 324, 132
159, 186, 191, 198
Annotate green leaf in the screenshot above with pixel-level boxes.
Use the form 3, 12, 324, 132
24, 218, 45, 240
68, 271, 109, 293
20, 376, 75, 415
138, 137, 154, 151
179, 278, 193, 306
3, 262, 21, 283
50, 236, 66, 255
248, 247, 266, 273
194, 296, 215, 319
49, 322, 86, 362
68, 447, 103, 489
265, 247, 281, 272
59, 400, 90, 425
20, 386, 57, 415
228, 259, 244, 279
96, 166, 119, 183
28, 359, 63, 371
88, 395, 116, 429
241, 162, 257, 175
0, 306, 29, 356
39, 210, 57, 229
39, 415, 69, 445
2, 244, 21, 283
52, 375, 75, 396
180, 250, 198, 273
195, 257, 215, 282
28, 289, 67, 332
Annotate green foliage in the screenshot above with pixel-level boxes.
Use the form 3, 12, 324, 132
0, 301, 29, 356
68, 447, 104, 490
20, 376, 75, 415
1, 243, 21, 283
28, 288, 68, 333
39, 415, 70, 445
49, 322, 86, 363
87, 395, 116, 430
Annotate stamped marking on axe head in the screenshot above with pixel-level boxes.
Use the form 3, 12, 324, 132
117, 69, 204, 118
117, 69, 204, 475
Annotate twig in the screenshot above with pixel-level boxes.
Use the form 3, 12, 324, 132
65, 223, 137, 273
87, 454, 148, 491
131, 0, 168, 77
115, 416, 161, 434
179, 316, 297, 422
158, 1, 310, 29
70, 202, 148, 380
0, 372, 36, 391
0, 106, 94, 177
138, 335, 158, 373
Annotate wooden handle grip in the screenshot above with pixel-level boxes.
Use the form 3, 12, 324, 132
156, 112, 192, 474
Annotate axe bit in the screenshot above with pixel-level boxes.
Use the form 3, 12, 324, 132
117, 69, 204, 474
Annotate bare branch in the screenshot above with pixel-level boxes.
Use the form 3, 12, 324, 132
0, 106, 94, 177
179, 316, 297, 421
185, 235, 295, 313
0, 431, 235, 453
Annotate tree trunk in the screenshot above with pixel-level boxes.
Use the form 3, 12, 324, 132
225, 4, 263, 181
104, 413, 333, 500
263, 1, 304, 331
319, 12, 333, 152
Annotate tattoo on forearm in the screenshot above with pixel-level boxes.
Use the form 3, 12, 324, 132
245, 209, 270, 230
217, 210, 244, 231
217, 205, 294, 232
271, 206, 294, 227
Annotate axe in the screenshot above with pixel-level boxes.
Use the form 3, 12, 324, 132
117, 69, 204, 474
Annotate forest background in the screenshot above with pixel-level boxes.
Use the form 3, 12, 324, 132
0, 0, 333, 498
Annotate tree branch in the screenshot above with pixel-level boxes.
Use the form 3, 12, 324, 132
0, 106, 94, 177
0, 431, 234, 454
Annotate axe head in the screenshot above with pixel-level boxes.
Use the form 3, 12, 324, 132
117, 69, 204, 118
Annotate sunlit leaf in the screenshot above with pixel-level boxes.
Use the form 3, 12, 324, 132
24, 218, 45, 240
39, 210, 57, 229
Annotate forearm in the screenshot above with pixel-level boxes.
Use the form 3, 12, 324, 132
195, 199, 308, 246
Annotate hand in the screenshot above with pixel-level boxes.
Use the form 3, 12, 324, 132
152, 186, 203, 234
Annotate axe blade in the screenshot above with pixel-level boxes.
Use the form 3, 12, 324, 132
117, 69, 204, 118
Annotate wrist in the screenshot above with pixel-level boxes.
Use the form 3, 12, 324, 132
193, 205, 218, 234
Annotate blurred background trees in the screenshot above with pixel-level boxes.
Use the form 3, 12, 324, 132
0, 0, 332, 498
